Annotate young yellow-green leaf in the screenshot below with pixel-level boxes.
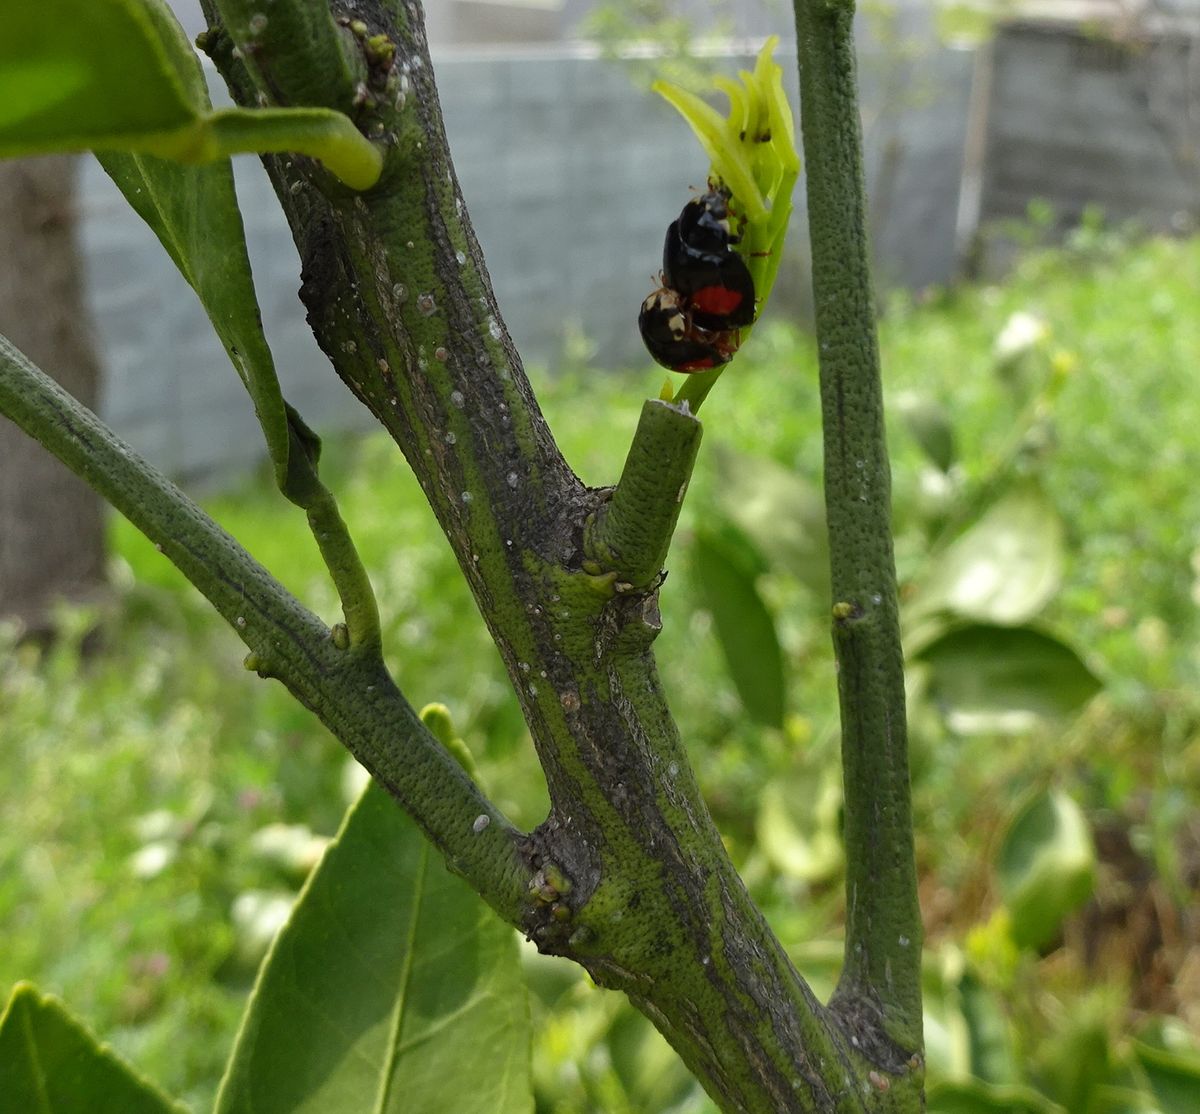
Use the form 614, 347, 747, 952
653, 37, 801, 411
0, 984, 184, 1114
651, 82, 765, 224
214, 780, 533, 1114
0, 0, 382, 190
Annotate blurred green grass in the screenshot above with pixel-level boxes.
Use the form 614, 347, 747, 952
2, 227, 1198, 1111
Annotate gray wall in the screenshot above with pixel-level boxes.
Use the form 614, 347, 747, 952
81, 36, 975, 481
976, 22, 1199, 234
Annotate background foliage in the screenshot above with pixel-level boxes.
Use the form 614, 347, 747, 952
3, 220, 1199, 1111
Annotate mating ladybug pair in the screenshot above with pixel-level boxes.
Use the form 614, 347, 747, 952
639, 184, 757, 373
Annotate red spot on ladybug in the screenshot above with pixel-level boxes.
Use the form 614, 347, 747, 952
689, 284, 747, 319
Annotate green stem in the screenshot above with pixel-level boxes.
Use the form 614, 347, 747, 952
207, 109, 383, 190
304, 485, 382, 651
794, 0, 924, 1055
0, 333, 531, 925
673, 365, 725, 414
278, 409, 382, 652
583, 398, 702, 587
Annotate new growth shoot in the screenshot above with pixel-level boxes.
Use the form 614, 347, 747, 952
654, 36, 800, 411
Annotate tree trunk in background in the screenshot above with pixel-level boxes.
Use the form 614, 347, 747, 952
0, 157, 106, 633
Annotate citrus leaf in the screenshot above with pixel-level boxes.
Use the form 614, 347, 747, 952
711, 447, 829, 599
650, 81, 765, 221
917, 486, 1064, 625
896, 393, 957, 473
692, 525, 786, 728
927, 1078, 1066, 1113
93, 0, 291, 484
214, 779, 533, 1114
99, 145, 293, 483
0, 0, 198, 157
0, 0, 381, 189
0, 984, 183, 1114
958, 970, 1019, 1084
915, 622, 1101, 734
997, 789, 1095, 950
1134, 1030, 1200, 1114
755, 774, 843, 883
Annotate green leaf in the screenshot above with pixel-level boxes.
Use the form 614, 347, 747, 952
1133, 1021, 1200, 1113
0, 984, 183, 1114
92, 0, 293, 485
663, 37, 802, 412
711, 447, 830, 599
755, 774, 843, 883
0, 0, 197, 156
100, 145, 296, 483
916, 486, 1065, 625
915, 622, 1101, 734
927, 1078, 1066, 1113
996, 789, 1095, 950
957, 971, 1018, 1085
214, 779, 533, 1114
896, 392, 958, 473
651, 82, 764, 222
0, 0, 381, 189
692, 524, 786, 728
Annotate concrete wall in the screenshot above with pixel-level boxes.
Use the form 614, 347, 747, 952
976, 22, 1199, 235
80, 34, 975, 482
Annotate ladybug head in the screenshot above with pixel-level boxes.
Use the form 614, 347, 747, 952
678, 186, 740, 254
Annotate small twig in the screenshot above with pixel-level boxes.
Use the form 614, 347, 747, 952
794, 0, 924, 1061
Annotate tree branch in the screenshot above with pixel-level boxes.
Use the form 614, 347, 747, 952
0, 333, 533, 925
793, 0, 924, 1061
583, 398, 702, 589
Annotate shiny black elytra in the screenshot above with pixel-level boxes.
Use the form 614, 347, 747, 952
638, 184, 757, 373
662, 187, 756, 331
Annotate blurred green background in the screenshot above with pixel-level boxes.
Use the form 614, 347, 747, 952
3, 219, 1199, 1112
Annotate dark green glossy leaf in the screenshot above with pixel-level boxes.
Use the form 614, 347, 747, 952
692, 524, 786, 728
916, 486, 1064, 625
997, 789, 1095, 950
0, 984, 183, 1114
214, 780, 533, 1114
915, 622, 1101, 734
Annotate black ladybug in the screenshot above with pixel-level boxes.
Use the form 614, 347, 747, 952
638, 287, 738, 373
662, 187, 756, 331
